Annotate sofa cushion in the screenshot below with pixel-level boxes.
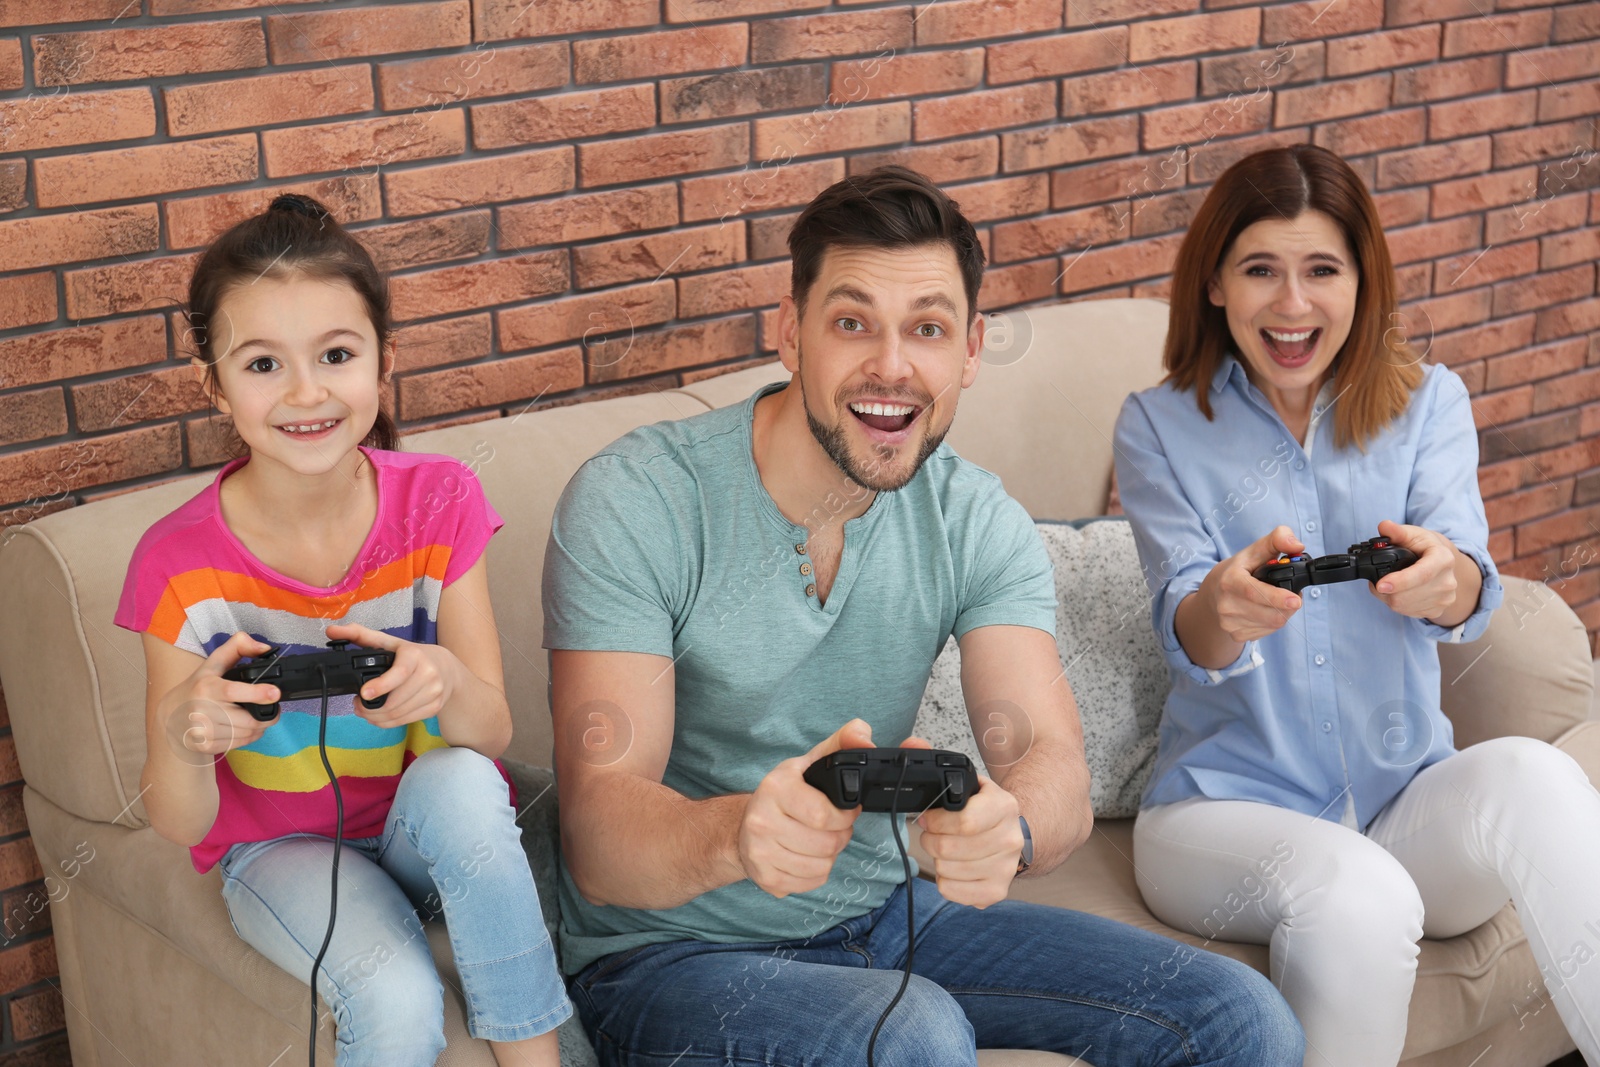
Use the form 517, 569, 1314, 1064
916, 518, 1164, 818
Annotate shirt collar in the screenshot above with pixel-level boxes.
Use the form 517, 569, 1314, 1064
1211, 354, 1339, 415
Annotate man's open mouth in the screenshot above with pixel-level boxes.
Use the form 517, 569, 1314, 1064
847, 400, 921, 435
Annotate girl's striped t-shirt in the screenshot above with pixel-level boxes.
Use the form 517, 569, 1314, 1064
115, 445, 511, 872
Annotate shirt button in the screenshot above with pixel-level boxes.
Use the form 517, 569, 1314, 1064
1305, 520, 1317, 532
1315, 654, 1326, 666
1294, 460, 1305, 471
1321, 721, 1332, 733
795, 543, 807, 555
1310, 588, 1321, 599
805, 583, 817, 597
799, 562, 812, 577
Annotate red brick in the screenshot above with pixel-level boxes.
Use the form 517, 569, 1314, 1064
0, 423, 181, 509
1553, 3, 1600, 43
1471, 384, 1535, 429
1392, 56, 1501, 104
0, 88, 155, 154
1385, 0, 1479, 24
1485, 480, 1575, 529
1540, 80, 1600, 124
1187, 127, 1312, 182
0, 159, 22, 211
9, 985, 64, 1042
1497, 121, 1600, 173
1408, 288, 1494, 334
1432, 316, 1538, 366
0, 0, 129, 24
992, 203, 1128, 262
268, 3, 469, 63
1146, 92, 1271, 151
1306, 108, 1421, 158
475, 85, 654, 148
1543, 228, 1600, 270
1508, 41, 1600, 89
1387, 216, 1483, 265
1536, 298, 1600, 346
1518, 504, 1600, 556
1394, 261, 1433, 302
36, 133, 256, 209
753, 9, 910, 63
975, 260, 1058, 310
0, 36, 19, 91
574, 222, 746, 289
1066, 0, 1196, 23
384, 146, 572, 217
1049, 156, 1175, 210
498, 183, 678, 247
33, 20, 265, 85
586, 123, 751, 184
1434, 241, 1539, 293
64, 254, 199, 321
1063, 60, 1195, 116
355, 212, 492, 274
574, 25, 744, 83
1057, 233, 1184, 294
151, 0, 339, 12
1594, 189, 1600, 224
480, 0, 658, 40
1428, 91, 1538, 140
389, 251, 568, 322
1494, 264, 1595, 318
0, 204, 158, 270
1375, 136, 1490, 189
71, 365, 208, 431
399, 348, 583, 420
1526, 434, 1600, 483
987, 26, 1127, 85
265, 111, 464, 178
1485, 191, 1589, 245
0, 317, 165, 392
1003, 115, 1138, 172
1374, 187, 1430, 229
682, 158, 842, 222
1263, 0, 1383, 41
1486, 339, 1588, 390
1327, 25, 1440, 76
0, 389, 67, 448
1130, 188, 1206, 237
1442, 10, 1552, 57
1130, 9, 1257, 62
164, 175, 381, 250
394, 314, 492, 373
913, 0, 1061, 46
589, 314, 758, 383
1199, 42, 1325, 96
852, 137, 999, 183
1274, 73, 1391, 127
678, 261, 790, 318
498, 280, 675, 352
915, 82, 1055, 142
0, 274, 57, 332
750, 212, 800, 261
164, 66, 372, 138
663, 66, 825, 124
760, 102, 912, 162
378, 42, 566, 110
831, 49, 984, 103
0, 937, 53, 998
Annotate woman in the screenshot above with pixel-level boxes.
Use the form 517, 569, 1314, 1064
1113, 144, 1600, 1066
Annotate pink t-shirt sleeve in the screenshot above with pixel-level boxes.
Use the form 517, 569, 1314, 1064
442, 461, 504, 588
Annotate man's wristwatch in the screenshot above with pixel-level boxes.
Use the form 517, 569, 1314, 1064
1015, 815, 1034, 876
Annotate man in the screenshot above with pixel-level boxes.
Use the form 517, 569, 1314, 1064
543, 166, 1303, 1066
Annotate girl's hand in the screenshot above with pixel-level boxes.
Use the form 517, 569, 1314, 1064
169, 631, 282, 756
1368, 520, 1459, 620
1204, 525, 1308, 643
324, 623, 462, 729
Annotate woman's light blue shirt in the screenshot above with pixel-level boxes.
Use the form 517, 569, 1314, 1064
1113, 356, 1503, 831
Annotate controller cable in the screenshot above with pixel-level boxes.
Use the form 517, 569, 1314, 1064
866, 753, 914, 1067
306, 666, 344, 1067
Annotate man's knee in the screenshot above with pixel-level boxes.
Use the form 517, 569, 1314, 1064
1178, 952, 1304, 1066
849, 976, 975, 1067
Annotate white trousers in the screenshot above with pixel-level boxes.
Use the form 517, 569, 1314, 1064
1132, 736, 1600, 1067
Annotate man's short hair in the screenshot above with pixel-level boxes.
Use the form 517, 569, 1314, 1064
787, 165, 986, 325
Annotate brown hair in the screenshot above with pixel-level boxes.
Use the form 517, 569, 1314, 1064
1164, 144, 1421, 451
788, 165, 986, 323
185, 193, 398, 456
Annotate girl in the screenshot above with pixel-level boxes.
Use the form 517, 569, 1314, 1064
115, 195, 568, 1067
1114, 145, 1600, 1065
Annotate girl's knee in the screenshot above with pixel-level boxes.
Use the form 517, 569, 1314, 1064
397, 746, 510, 816
330, 961, 448, 1065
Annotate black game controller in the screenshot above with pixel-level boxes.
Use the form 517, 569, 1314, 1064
1253, 536, 1419, 594
222, 639, 395, 721
805, 748, 979, 813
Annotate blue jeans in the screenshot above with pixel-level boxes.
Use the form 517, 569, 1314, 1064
570, 876, 1303, 1066
219, 746, 572, 1067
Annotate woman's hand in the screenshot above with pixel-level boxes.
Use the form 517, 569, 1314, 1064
164, 631, 282, 756
1367, 520, 1462, 621
325, 623, 463, 729
1203, 525, 1309, 643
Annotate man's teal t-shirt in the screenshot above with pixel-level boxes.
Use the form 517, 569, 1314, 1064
542, 380, 1057, 975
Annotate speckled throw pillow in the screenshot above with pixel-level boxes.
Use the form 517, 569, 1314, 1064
914, 518, 1167, 819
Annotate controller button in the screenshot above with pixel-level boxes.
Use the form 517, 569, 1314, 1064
935, 753, 962, 767
944, 770, 965, 800
356, 655, 381, 668
841, 768, 861, 804
838, 751, 867, 764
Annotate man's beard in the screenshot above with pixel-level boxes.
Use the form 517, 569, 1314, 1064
797, 347, 950, 493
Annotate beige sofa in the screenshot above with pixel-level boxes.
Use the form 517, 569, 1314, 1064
0, 298, 1593, 1067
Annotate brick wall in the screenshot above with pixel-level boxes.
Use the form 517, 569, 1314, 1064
0, 0, 1597, 1060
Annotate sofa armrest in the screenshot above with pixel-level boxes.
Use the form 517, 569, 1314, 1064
1438, 575, 1594, 749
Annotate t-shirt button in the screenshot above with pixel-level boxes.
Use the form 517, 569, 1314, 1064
795, 542, 807, 555
799, 562, 812, 576
805, 583, 817, 597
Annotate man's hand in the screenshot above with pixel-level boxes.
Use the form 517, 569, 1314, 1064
916, 771, 1023, 909
1368, 519, 1460, 621
1202, 524, 1307, 644
739, 718, 874, 898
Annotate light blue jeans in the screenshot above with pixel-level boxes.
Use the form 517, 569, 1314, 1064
219, 746, 571, 1067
